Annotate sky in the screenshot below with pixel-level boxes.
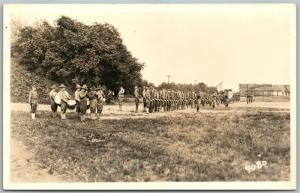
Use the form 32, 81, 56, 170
7, 4, 295, 91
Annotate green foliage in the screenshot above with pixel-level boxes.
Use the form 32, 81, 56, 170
13, 16, 144, 94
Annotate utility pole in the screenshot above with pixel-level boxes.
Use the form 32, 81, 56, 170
166, 74, 171, 85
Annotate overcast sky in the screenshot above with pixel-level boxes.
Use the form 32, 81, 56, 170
7, 4, 295, 91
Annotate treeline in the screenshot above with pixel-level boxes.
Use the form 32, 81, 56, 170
12, 16, 144, 94
157, 82, 217, 93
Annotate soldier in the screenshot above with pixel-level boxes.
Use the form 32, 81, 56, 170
96, 86, 105, 118
58, 84, 71, 120
29, 85, 38, 119
74, 84, 81, 117
49, 84, 58, 118
134, 86, 139, 113
196, 92, 201, 112
79, 84, 88, 121
142, 87, 147, 112
88, 86, 98, 119
212, 93, 217, 109
144, 87, 151, 113
118, 86, 125, 111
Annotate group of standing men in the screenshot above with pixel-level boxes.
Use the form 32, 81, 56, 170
139, 86, 227, 113
30, 84, 105, 121
28, 84, 230, 120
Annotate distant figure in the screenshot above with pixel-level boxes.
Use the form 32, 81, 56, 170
88, 86, 98, 120
224, 94, 229, 107
142, 87, 147, 112
246, 94, 250, 104
118, 86, 125, 111
49, 84, 58, 118
96, 86, 105, 118
74, 84, 81, 117
79, 85, 88, 121
196, 94, 201, 112
134, 86, 140, 113
29, 85, 38, 119
58, 84, 71, 120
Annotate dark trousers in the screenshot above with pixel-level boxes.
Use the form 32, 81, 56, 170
30, 103, 37, 113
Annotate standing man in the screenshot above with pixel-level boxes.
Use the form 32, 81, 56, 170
142, 87, 147, 112
118, 86, 125, 111
74, 84, 81, 117
96, 86, 105, 118
49, 84, 58, 118
134, 86, 140, 113
79, 85, 88, 121
29, 85, 38, 119
88, 86, 98, 119
58, 84, 71, 120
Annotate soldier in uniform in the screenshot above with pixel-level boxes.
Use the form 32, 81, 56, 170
144, 87, 151, 113
29, 85, 38, 119
58, 84, 71, 120
79, 84, 88, 121
134, 86, 139, 113
88, 86, 98, 119
118, 86, 125, 111
49, 84, 58, 118
74, 84, 81, 117
96, 86, 105, 118
142, 87, 147, 112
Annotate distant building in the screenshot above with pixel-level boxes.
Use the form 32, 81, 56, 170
239, 84, 290, 97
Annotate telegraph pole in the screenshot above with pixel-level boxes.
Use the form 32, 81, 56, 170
166, 74, 171, 85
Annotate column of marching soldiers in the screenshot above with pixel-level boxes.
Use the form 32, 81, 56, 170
28, 84, 230, 121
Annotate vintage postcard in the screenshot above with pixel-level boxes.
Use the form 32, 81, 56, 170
3, 4, 296, 190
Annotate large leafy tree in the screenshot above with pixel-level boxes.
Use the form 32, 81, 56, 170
13, 16, 143, 94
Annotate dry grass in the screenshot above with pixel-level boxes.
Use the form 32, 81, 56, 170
11, 109, 290, 182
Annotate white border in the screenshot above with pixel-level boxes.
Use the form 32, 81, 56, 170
2, 3, 297, 190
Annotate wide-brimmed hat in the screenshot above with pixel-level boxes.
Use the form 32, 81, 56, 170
50, 84, 57, 89
96, 86, 102, 90
90, 86, 96, 91
81, 84, 88, 90
59, 84, 66, 88
76, 84, 81, 89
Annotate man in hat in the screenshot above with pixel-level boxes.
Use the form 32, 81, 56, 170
96, 86, 105, 118
74, 84, 81, 117
58, 84, 71, 120
49, 84, 58, 118
79, 84, 88, 121
88, 86, 98, 119
134, 86, 140, 113
118, 86, 125, 111
29, 85, 38, 119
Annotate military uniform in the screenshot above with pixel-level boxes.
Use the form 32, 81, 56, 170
88, 87, 98, 119
96, 88, 105, 117
29, 87, 38, 119
74, 84, 81, 116
118, 87, 125, 111
49, 85, 58, 117
79, 85, 88, 121
58, 84, 71, 119
134, 86, 139, 113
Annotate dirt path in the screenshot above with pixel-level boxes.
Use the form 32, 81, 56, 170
11, 137, 64, 183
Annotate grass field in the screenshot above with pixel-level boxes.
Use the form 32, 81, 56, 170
11, 107, 290, 182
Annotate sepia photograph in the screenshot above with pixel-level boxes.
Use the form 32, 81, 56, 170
3, 4, 296, 190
